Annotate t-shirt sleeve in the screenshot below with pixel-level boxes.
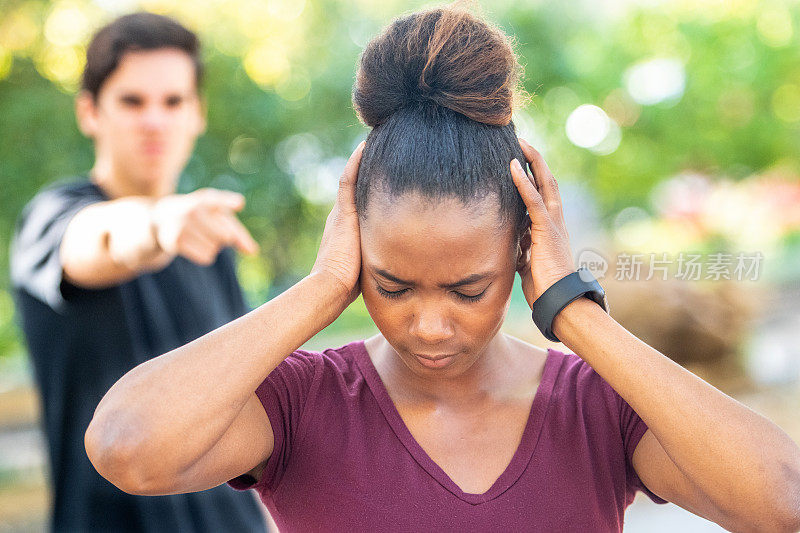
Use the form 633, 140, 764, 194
228, 350, 322, 494
10, 185, 102, 312
618, 394, 669, 504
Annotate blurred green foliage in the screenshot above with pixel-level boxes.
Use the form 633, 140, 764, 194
2, 0, 800, 359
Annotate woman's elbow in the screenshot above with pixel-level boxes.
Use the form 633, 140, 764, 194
84, 416, 172, 496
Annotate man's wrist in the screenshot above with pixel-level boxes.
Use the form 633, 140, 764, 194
146, 202, 163, 255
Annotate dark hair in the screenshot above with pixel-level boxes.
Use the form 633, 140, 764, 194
353, 4, 528, 235
82, 12, 203, 99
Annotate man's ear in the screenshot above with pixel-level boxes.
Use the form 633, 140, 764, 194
75, 91, 98, 138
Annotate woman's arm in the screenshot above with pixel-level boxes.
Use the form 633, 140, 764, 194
84, 143, 365, 495
510, 140, 800, 533
555, 298, 800, 532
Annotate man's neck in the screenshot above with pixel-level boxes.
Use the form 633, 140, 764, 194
89, 157, 175, 199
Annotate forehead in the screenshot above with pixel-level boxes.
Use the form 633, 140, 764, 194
101, 48, 197, 97
360, 192, 514, 282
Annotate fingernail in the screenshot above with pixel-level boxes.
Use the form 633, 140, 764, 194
512, 158, 523, 172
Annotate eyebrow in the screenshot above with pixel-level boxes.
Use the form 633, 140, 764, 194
372, 267, 493, 289
116, 90, 194, 100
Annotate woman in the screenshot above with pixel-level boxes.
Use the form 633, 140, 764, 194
85, 5, 800, 532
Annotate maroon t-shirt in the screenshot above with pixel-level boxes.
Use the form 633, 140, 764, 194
229, 341, 667, 531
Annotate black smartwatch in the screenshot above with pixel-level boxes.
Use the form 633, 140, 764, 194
531, 267, 609, 343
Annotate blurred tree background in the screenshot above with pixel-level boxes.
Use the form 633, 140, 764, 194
2, 0, 800, 362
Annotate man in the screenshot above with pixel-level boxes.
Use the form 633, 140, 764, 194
10, 13, 268, 532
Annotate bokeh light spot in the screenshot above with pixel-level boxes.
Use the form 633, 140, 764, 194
228, 136, 265, 175
275, 133, 324, 177
268, 0, 306, 21
293, 157, 346, 205
244, 41, 290, 87
44, 6, 90, 47
36, 45, 85, 90
276, 69, 311, 102
0, 8, 39, 52
603, 88, 641, 127
757, 7, 793, 48
772, 84, 800, 123
566, 104, 613, 149
624, 58, 686, 105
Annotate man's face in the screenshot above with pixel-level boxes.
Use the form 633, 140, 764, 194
78, 47, 205, 196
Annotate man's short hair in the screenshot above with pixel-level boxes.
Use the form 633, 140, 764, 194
82, 12, 203, 99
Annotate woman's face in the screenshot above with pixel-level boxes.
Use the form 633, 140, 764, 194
360, 192, 518, 377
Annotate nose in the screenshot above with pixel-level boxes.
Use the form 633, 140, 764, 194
141, 104, 168, 132
409, 301, 455, 345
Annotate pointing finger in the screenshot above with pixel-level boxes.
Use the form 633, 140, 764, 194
197, 188, 247, 212
227, 216, 260, 255
214, 212, 259, 255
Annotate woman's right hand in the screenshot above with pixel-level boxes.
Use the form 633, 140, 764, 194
310, 141, 365, 308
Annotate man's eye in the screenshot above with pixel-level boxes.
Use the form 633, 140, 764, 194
120, 96, 143, 107
376, 285, 409, 299
165, 96, 183, 107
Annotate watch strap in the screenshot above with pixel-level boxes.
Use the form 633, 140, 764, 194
531, 268, 607, 343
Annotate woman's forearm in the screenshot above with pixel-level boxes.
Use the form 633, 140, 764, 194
85, 271, 349, 483
553, 297, 800, 529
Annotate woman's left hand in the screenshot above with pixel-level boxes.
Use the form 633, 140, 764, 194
510, 138, 576, 310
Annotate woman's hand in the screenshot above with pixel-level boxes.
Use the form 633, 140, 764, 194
310, 141, 365, 308
510, 138, 576, 309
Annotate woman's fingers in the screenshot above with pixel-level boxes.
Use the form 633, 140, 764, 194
510, 158, 549, 227
518, 138, 567, 234
337, 141, 366, 214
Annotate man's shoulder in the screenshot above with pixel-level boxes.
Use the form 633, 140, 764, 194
19, 177, 102, 218
27, 177, 102, 205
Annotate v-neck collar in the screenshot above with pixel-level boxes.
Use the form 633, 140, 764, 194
351, 340, 565, 505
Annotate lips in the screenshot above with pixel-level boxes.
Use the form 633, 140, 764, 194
412, 352, 457, 369
142, 143, 165, 155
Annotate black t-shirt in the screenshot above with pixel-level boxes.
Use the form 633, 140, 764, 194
10, 180, 267, 533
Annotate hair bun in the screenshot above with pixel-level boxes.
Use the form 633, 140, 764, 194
353, 5, 523, 127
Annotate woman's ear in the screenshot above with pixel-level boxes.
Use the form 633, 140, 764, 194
516, 224, 531, 272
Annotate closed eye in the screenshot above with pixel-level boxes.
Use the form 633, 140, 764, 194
453, 288, 487, 302
376, 285, 409, 299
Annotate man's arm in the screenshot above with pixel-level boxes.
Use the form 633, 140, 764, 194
61, 188, 259, 288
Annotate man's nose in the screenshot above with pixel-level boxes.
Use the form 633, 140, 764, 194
410, 302, 455, 345
140, 105, 168, 131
